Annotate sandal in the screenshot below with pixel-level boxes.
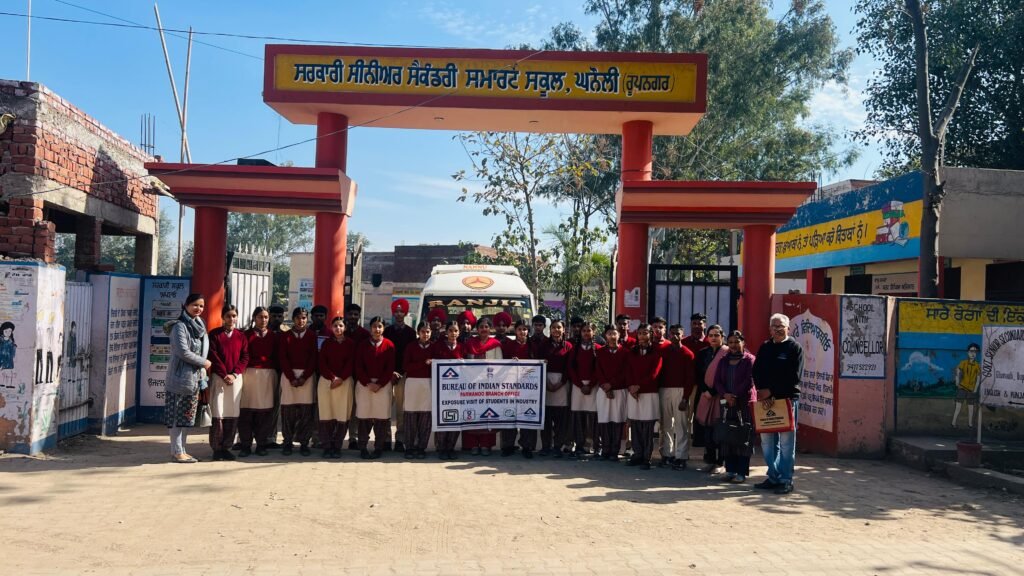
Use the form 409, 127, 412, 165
172, 454, 198, 463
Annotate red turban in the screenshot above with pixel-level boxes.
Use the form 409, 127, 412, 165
493, 312, 513, 327
457, 310, 477, 326
391, 298, 409, 314
427, 307, 448, 323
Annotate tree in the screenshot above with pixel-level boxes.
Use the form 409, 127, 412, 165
156, 208, 176, 275
855, 0, 1022, 176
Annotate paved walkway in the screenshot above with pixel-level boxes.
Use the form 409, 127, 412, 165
2, 425, 1022, 575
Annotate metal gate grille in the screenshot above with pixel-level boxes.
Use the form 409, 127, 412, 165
227, 250, 273, 318
648, 265, 738, 332
58, 281, 93, 439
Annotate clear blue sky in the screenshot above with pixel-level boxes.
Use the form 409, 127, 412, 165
0, 0, 880, 252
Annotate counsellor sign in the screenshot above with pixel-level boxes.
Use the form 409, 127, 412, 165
432, 360, 546, 432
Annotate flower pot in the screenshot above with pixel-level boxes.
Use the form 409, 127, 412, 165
956, 441, 983, 468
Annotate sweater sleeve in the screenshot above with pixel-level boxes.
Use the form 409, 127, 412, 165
236, 333, 249, 374
300, 334, 317, 381
172, 322, 208, 368
208, 331, 228, 380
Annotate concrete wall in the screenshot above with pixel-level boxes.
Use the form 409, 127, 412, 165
941, 167, 1024, 260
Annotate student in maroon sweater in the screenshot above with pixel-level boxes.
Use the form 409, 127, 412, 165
402, 322, 434, 459
500, 320, 534, 457
384, 299, 417, 453
626, 323, 662, 470
595, 324, 629, 461
354, 316, 396, 459
539, 320, 573, 458
568, 322, 601, 458
278, 307, 318, 456
207, 305, 249, 461
658, 322, 697, 470
317, 316, 356, 458
239, 307, 276, 457
431, 321, 463, 459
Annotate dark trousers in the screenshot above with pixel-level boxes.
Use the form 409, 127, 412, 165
541, 406, 570, 450
436, 431, 460, 452
281, 404, 314, 447
630, 420, 656, 463
317, 419, 349, 450
500, 428, 518, 450
265, 378, 282, 445
238, 408, 273, 449
702, 425, 724, 466
725, 454, 751, 476
357, 418, 389, 451
598, 422, 624, 457
209, 417, 238, 451
572, 410, 598, 452
403, 411, 431, 451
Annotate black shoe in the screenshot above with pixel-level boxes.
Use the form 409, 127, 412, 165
383, 443, 393, 452
672, 460, 688, 471
501, 447, 515, 457
220, 450, 236, 461
371, 449, 383, 459
360, 449, 371, 459
238, 448, 252, 458
640, 462, 652, 470
523, 449, 534, 459
265, 441, 281, 449
323, 449, 333, 459
300, 445, 311, 456
416, 449, 426, 459
754, 479, 780, 490
349, 441, 359, 450
210, 451, 224, 461
232, 442, 243, 450
281, 444, 293, 456
658, 457, 673, 468
625, 457, 641, 466
774, 482, 795, 495
537, 448, 551, 457
254, 447, 268, 456
404, 450, 414, 459
311, 440, 322, 449
395, 442, 405, 452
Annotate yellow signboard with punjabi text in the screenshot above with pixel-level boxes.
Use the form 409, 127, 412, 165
776, 199, 923, 261
274, 54, 698, 103
898, 300, 1024, 334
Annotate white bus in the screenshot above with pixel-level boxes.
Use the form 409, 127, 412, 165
417, 265, 537, 330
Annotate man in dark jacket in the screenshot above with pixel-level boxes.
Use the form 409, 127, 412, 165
752, 313, 804, 494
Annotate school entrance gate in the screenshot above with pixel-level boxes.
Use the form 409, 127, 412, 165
647, 264, 738, 333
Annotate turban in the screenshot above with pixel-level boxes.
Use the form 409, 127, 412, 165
492, 312, 513, 327
457, 310, 477, 326
391, 298, 409, 314
427, 307, 448, 323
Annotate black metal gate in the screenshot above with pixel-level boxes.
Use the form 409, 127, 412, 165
647, 264, 738, 332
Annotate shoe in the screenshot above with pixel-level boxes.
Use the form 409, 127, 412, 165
383, 442, 393, 452
371, 449, 383, 459
311, 440, 322, 449
172, 454, 198, 463
210, 451, 224, 461
349, 441, 359, 450
254, 447, 268, 456
640, 462, 651, 470
501, 447, 515, 457
672, 460, 688, 471
360, 449, 371, 459
731, 474, 747, 483
220, 450, 236, 461
754, 479, 780, 490
537, 448, 551, 457
625, 457, 641, 467
523, 449, 533, 459
300, 445, 311, 456
281, 444, 293, 456
658, 457, 673, 468
395, 442, 405, 452
238, 448, 252, 458
323, 449, 333, 459
416, 450, 426, 459
774, 482, 794, 495
404, 450, 414, 459
470, 447, 481, 456
481, 447, 492, 456
232, 442, 243, 450
722, 473, 737, 482
708, 465, 726, 475
265, 441, 281, 449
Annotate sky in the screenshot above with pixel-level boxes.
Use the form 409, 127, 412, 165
0, 0, 880, 253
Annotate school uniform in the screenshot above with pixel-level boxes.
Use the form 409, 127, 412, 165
658, 342, 696, 464
345, 323, 372, 447
540, 338, 573, 456
354, 337, 396, 452
208, 327, 249, 454
568, 341, 601, 455
627, 344, 663, 466
402, 340, 434, 453
317, 336, 356, 453
681, 334, 711, 356
240, 327, 277, 452
499, 339, 533, 453
461, 337, 503, 451
278, 328, 318, 449
431, 339, 463, 454
384, 322, 417, 449
263, 327, 286, 447
594, 343, 628, 458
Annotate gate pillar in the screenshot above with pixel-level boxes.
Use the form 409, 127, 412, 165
741, 224, 776, 353
616, 120, 653, 321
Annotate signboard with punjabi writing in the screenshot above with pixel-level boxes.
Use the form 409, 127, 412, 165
780, 295, 838, 433
274, 53, 698, 104
137, 277, 191, 423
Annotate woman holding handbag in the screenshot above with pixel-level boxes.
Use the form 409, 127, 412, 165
164, 293, 211, 463
711, 330, 757, 483
694, 325, 727, 474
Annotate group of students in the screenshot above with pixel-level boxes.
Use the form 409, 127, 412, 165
165, 294, 803, 494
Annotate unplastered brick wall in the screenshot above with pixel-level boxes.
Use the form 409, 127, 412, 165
0, 80, 158, 261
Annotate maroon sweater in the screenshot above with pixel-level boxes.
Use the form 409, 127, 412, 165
208, 327, 249, 379
628, 345, 663, 394
659, 343, 697, 396
542, 338, 573, 374
319, 337, 355, 381
501, 339, 531, 360
384, 323, 417, 372
403, 340, 434, 379
431, 339, 464, 361
567, 342, 601, 387
355, 338, 396, 386
279, 328, 318, 381
244, 328, 277, 370
595, 345, 628, 390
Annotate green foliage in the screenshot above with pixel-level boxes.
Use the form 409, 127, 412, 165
157, 208, 177, 275
855, 0, 1024, 175
226, 213, 314, 260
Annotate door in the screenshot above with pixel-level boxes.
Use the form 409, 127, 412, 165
648, 265, 738, 332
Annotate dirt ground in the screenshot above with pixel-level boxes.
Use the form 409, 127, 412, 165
2, 424, 1022, 575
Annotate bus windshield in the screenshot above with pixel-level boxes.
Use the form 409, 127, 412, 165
422, 294, 533, 327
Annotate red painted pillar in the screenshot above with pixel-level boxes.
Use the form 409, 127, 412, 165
807, 268, 826, 294
314, 112, 349, 316
742, 224, 776, 353
193, 206, 228, 330
616, 120, 653, 321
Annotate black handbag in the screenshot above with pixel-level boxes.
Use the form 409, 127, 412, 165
713, 403, 752, 447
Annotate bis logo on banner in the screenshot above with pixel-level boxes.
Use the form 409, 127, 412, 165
441, 368, 459, 379
463, 409, 476, 422
479, 408, 500, 420
442, 409, 459, 422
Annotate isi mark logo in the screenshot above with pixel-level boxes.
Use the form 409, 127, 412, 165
462, 276, 495, 290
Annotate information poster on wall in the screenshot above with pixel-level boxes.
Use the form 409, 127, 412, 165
781, 295, 836, 432
89, 274, 141, 435
979, 325, 1024, 409
431, 360, 546, 432
137, 277, 191, 422
297, 278, 313, 310
839, 296, 886, 378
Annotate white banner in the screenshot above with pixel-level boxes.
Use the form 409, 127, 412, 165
980, 325, 1024, 409
839, 295, 886, 378
790, 309, 835, 432
431, 360, 546, 432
